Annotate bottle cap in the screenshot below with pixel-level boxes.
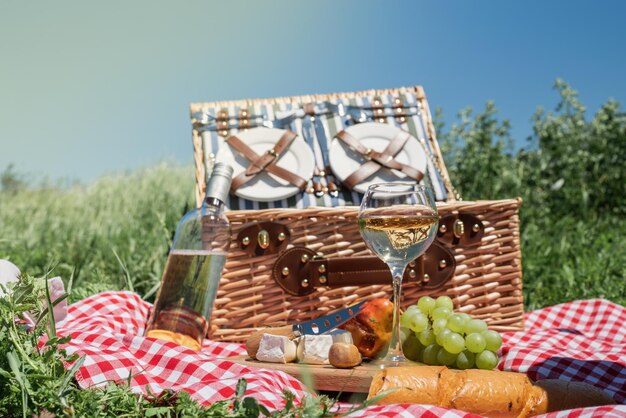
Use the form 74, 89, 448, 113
205, 163, 233, 203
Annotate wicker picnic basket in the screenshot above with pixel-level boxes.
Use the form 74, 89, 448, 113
189, 86, 524, 343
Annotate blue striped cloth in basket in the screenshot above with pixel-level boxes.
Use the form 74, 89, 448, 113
194, 89, 450, 209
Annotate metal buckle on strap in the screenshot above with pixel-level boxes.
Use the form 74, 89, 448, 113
393, 96, 407, 124
217, 109, 230, 137
266, 148, 278, 158
346, 144, 368, 159
372, 96, 386, 123
238, 108, 251, 130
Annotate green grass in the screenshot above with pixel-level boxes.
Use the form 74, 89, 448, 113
0, 163, 196, 303
0, 162, 623, 309
520, 214, 625, 310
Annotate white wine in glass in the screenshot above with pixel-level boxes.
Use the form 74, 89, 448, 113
358, 182, 438, 366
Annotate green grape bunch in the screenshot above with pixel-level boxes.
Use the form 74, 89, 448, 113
400, 296, 503, 369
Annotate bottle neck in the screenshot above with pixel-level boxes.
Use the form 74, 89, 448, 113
203, 169, 231, 210
203, 196, 225, 212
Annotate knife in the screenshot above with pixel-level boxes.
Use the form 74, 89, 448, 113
301, 113, 325, 197
245, 300, 367, 359
311, 110, 340, 198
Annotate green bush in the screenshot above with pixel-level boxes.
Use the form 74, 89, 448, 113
529, 81, 625, 217
438, 80, 626, 309
438, 101, 521, 200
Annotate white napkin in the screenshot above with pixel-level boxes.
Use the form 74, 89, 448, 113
0, 259, 21, 296
0, 260, 68, 324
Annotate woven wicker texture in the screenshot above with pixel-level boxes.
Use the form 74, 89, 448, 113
209, 199, 523, 342
190, 86, 524, 342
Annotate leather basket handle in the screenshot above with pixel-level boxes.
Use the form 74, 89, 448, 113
272, 241, 455, 296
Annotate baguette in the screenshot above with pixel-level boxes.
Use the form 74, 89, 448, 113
368, 366, 615, 418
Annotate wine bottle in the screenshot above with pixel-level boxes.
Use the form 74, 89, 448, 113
145, 163, 233, 350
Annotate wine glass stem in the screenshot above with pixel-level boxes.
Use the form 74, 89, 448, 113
387, 264, 407, 361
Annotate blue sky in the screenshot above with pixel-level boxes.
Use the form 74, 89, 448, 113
1, 0, 625, 182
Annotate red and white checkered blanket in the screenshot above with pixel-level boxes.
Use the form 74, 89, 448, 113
57, 292, 626, 417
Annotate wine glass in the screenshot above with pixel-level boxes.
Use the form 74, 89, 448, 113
358, 182, 438, 366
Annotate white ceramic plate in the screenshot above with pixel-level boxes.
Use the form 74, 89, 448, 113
329, 123, 427, 194
216, 127, 315, 202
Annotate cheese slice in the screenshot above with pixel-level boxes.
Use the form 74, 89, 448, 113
328, 329, 354, 345
256, 334, 297, 363
296, 334, 334, 364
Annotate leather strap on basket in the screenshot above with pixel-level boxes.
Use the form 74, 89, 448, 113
335, 130, 425, 189
228, 131, 308, 191
437, 213, 484, 246
272, 240, 455, 296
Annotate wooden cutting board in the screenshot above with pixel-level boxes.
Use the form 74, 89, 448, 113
227, 355, 382, 393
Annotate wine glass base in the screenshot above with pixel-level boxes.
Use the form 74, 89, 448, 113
369, 354, 419, 369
